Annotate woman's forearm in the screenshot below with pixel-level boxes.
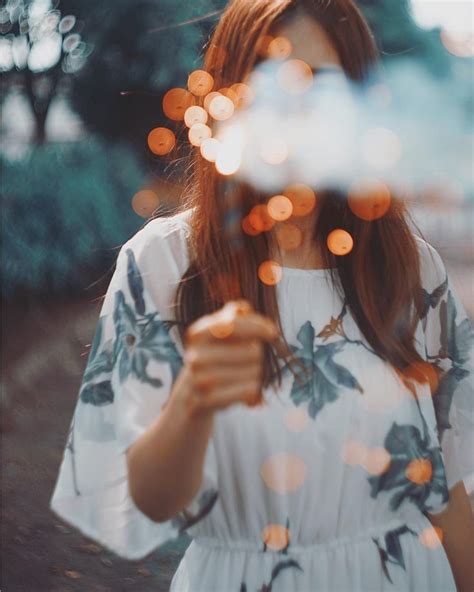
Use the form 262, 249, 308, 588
126, 366, 214, 523
427, 481, 474, 592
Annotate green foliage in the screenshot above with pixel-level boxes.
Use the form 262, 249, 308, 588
1, 138, 146, 297
357, 0, 451, 74
66, 0, 452, 156
68, 0, 225, 153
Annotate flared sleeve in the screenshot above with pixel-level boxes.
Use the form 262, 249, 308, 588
418, 238, 474, 496
50, 215, 219, 560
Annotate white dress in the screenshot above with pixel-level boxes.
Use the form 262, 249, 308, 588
50, 209, 473, 592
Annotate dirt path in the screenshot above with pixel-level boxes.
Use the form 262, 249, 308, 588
1, 298, 190, 592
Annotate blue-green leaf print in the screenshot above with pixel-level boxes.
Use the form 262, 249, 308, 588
240, 558, 303, 592
126, 248, 146, 315
112, 285, 184, 387
372, 524, 417, 584
420, 276, 448, 320
284, 321, 363, 419
431, 289, 473, 442
80, 381, 114, 406
368, 423, 448, 512
81, 316, 115, 402
439, 290, 472, 365
433, 365, 470, 441
171, 489, 219, 534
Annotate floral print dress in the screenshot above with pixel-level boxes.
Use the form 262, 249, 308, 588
50, 210, 473, 592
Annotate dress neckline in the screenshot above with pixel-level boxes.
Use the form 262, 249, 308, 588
281, 266, 334, 278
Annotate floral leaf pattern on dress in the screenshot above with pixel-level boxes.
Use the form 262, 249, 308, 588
80, 381, 114, 406
80, 316, 115, 405
284, 321, 363, 419
438, 290, 472, 364
126, 248, 146, 315
240, 557, 303, 592
420, 276, 448, 322
171, 489, 219, 535
428, 289, 473, 442
112, 265, 183, 387
69, 248, 185, 495
368, 422, 448, 512
372, 524, 417, 584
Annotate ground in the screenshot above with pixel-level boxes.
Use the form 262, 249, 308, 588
2, 297, 190, 592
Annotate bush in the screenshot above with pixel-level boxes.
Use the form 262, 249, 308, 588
1, 138, 146, 298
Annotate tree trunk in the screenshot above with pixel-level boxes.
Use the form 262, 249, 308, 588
23, 66, 62, 145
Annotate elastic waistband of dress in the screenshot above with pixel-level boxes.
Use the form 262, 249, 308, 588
193, 516, 425, 555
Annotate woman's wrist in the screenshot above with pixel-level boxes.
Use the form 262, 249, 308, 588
167, 365, 216, 425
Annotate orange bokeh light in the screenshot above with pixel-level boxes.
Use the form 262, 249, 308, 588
327, 229, 354, 256
200, 137, 221, 162
258, 260, 282, 286
188, 69, 214, 96
260, 136, 288, 165
219, 87, 238, 104
268, 36, 293, 60
267, 195, 293, 221
341, 440, 368, 466
147, 127, 176, 156
348, 179, 391, 221
162, 88, 196, 121
215, 146, 241, 176
278, 59, 314, 94
230, 83, 255, 109
241, 215, 261, 236
209, 95, 235, 121
261, 524, 291, 551
131, 189, 160, 218
419, 526, 443, 549
260, 452, 307, 494
248, 204, 275, 232
184, 105, 208, 128
406, 458, 433, 485
204, 91, 223, 112
276, 223, 302, 251
188, 123, 212, 147
283, 184, 316, 217
284, 407, 309, 432
362, 447, 391, 476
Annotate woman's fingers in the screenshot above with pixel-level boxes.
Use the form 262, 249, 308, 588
185, 340, 263, 370
187, 379, 263, 416
185, 300, 278, 345
190, 362, 263, 391
182, 300, 277, 416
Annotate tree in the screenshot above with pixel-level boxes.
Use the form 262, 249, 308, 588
0, 0, 89, 143
67, 0, 225, 158
357, 0, 451, 74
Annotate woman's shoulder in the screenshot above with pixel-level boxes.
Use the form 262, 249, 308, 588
413, 234, 447, 292
119, 208, 193, 280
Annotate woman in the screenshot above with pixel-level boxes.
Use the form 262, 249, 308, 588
50, 0, 474, 590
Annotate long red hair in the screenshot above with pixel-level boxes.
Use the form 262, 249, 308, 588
172, 0, 425, 386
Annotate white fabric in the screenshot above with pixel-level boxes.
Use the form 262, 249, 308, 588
50, 209, 473, 591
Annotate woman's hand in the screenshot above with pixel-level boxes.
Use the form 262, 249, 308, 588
181, 300, 279, 416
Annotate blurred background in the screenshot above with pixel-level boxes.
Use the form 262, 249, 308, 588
1, 0, 472, 590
